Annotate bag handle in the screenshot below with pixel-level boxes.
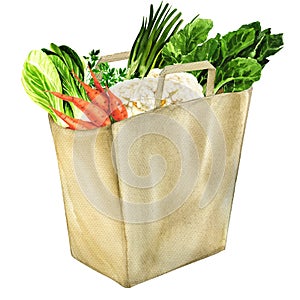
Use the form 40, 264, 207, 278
97, 53, 216, 108
97, 51, 130, 63
155, 61, 216, 108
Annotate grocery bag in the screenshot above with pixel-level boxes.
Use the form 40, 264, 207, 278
49, 52, 252, 287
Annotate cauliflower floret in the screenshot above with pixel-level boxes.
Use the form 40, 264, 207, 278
147, 68, 203, 97
110, 70, 203, 117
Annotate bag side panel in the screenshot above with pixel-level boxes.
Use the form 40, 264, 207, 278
111, 89, 251, 286
49, 119, 129, 287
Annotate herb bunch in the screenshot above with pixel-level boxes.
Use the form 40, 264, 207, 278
84, 49, 127, 88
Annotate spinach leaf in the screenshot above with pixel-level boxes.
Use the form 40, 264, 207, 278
220, 28, 256, 63
214, 57, 262, 93
183, 35, 221, 86
224, 24, 283, 68
240, 21, 261, 35
161, 18, 213, 66
255, 33, 283, 67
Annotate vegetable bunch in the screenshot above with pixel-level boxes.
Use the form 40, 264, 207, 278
160, 19, 283, 93
46, 67, 128, 130
22, 44, 88, 126
126, 2, 183, 79
21, 2, 284, 129
84, 49, 127, 88
127, 2, 283, 94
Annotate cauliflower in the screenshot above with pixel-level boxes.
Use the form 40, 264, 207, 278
110, 69, 203, 117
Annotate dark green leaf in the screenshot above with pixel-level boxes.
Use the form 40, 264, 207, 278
59, 45, 86, 79
255, 33, 283, 66
214, 57, 262, 93
220, 28, 256, 63
47, 55, 84, 119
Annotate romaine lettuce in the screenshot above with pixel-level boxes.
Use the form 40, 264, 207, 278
21, 50, 66, 127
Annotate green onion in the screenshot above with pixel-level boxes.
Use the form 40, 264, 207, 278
126, 2, 183, 79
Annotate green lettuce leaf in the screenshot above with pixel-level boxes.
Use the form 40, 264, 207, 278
47, 55, 85, 119
21, 50, 66, 126
214, 57, 262, 93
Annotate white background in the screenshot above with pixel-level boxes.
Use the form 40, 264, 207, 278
1, 0, 299, 299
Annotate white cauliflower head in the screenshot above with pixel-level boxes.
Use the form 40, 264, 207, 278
110, 69, 203, 117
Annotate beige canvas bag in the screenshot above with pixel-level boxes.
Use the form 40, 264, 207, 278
49, 52, 252, 287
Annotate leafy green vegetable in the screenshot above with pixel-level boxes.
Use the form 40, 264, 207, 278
214, 58, 262, 93
236, 23, 283, 67
46, 43, 89, 101
255, 33, 283, 66
83, 49, 127, 88
21, 50, 66, 126
22, 44, 91, 125
159, 18, 283, 93
47, 55, 83, 118
219, 28, 256, 63
161, 18, 213, 66
97, 62, 127, 87
182, 35, 221, 86
59, 45, 86, 79
126, 2, 183, 79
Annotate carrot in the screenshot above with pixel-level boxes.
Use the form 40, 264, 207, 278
50, 107, 98, 130
47, 91, 110, 127
106, 88, 128, 121
72, 71, 109, 113
88, 66, 103, 92
93, 93, 110, 113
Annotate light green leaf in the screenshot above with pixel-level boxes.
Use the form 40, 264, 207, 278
21, 50, 66, 126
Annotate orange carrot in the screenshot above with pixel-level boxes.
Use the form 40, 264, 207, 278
88, 66, 103, 92
107, 88, 128, 121
47, 91, 110, 127
72, 71, 109, 113
93, 93, 110, 113
50, 107, 98, 130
